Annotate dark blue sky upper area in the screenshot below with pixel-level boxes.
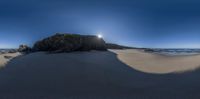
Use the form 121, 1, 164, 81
1, 0, 200, 48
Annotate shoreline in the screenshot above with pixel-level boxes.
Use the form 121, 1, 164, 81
111, 49, 200, 74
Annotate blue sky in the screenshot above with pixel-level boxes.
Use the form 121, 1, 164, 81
1, 0, 200, 48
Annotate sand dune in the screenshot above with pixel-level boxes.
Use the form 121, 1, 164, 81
0, 50, 200, 98
111, 49, 200, 74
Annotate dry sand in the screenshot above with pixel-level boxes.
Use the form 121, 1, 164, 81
0, 50, 200, 98
111, 49, 200, 74
0, 52, 21, 67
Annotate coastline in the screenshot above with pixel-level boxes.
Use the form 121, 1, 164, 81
110, 49, 200, 74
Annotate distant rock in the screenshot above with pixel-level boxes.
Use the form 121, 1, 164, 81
18, 44, 32, 53
143, 48, 154, 52
4, 56, 13, 59
106, 43, 134, 49
33, 33, 107, 52
8, 49, 18, 53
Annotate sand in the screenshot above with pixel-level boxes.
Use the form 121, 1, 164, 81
0, 50, 200, 98
111, 49, 200, 74
0, 52, 21, 67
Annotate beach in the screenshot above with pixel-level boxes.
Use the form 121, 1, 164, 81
0, 50, 200, 98
111, 49, 200, 74
0, 52, 21, 68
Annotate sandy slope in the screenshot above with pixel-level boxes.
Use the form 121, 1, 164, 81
0, 50, 200, 98
111, 49, 200, 74
0, 52, 21, 67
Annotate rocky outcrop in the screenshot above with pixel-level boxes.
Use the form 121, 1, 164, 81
106, 43, 134, 49
4, 56, 13, 59
18, 44, 32, 52
32, 33, 107, 52
8, 49, 18, 53
143, 48, 155, 52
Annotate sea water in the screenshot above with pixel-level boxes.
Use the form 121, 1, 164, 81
146, 48, 200, 56
0, 49, 17, 54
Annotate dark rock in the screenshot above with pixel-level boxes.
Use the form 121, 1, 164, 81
4, 56, 13, 59
80, 35, 107, 51
144, 48, 154, 52
106, 43, 134, 49
8, 49, 18, 53
18, 44, 32, 52
33, 33, 107, 52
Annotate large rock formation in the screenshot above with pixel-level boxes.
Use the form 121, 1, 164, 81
32, 33, 107, 52
106, 43, 134, 49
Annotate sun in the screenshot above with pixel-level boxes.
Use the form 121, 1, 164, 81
97, 34, 103, 38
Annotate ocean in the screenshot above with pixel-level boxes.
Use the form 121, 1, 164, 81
145, 48, 200, 56
0, 49, 17, 54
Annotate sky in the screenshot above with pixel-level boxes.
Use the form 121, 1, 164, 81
1, 0, 200, 48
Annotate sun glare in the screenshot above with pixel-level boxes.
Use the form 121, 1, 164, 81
97, 34, 103, 38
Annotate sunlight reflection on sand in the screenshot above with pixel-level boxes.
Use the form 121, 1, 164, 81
111, 49, 200, 74
0, 52, 21, 68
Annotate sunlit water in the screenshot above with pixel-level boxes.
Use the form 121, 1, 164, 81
146, 49, 200, 56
